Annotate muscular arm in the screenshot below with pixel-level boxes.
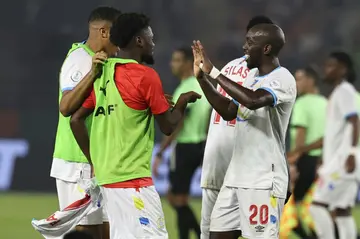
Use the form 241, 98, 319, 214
59, 71, 97, 117
155, 97, 190, 136
157, 118, 184, 155
215, 74, 274, 110
70, 107, 94, 164
196, 75, 237, 121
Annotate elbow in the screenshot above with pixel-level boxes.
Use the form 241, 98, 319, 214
160, 126, 175, 136
70, 115, 81, 129
59, 104, 72, 117
222, 113, 236, 121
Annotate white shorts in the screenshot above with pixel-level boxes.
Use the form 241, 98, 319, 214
210, 186, 285, 239
201, 188, 219, 239
56, 179, 108, 225
313, 174, 358, 211
102, 185, 168, 239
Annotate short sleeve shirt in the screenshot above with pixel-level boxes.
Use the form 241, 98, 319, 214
83, 63, 170, 115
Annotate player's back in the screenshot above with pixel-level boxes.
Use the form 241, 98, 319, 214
224, 66, 296, 198
201, 56, 249, 190
322, 81, 359, 175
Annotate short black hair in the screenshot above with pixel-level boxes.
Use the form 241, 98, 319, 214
246, 15, 273, 32
64, 231, 93, 239
88, 6, 121, 23
175, 47, 193, 62
110, 13, 150, 48
330, 51, 357, 83
301, 66, 320, 83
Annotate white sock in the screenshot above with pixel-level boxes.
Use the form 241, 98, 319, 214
309, 204, 335, 239
335, 216, 357, 239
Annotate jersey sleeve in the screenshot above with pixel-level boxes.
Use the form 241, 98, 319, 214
59, 51, 92, 92
139, 68, 170, 115
82, 89, 96, 109
337, 85, 358, 119
291, 99, 308, 128
258, 71, 296, 106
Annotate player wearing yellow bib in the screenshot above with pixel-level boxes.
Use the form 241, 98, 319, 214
70, 13, 201, 238
50, 7, 120, 239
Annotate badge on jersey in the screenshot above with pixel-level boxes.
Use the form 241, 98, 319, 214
71, 71, 83, 82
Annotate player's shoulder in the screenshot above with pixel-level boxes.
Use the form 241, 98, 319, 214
64, 48, 92, 65
221, 56, 247, 69
339, 81, 357, 92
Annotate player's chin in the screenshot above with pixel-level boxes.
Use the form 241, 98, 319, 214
144, 55, 155, 65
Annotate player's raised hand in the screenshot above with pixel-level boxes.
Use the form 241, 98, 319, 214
193, 40, 214, 74
191, 41, 202, 78
180, 91, 202, 103
165, 94, 175, 107
91, 51, 108, 76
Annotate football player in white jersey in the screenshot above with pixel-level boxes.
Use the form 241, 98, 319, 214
200, 16, 273, 239
51, 7, 120, 239
306, 52, 359, 239
192, 23, 296, 239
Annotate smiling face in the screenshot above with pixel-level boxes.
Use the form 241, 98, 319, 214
243, 29, 267, 69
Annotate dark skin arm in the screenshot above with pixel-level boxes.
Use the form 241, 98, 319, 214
154, 91, 201, 136
60, 71, 97, 117
345, 115, 359, 172
215, 74, 274, 110
196, 75, 238, 121
60, 51, 107, 117
70, 107, 94, 164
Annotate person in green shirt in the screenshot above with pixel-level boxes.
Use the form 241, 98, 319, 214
288, 66, 327, 238
153, 47, 211, 239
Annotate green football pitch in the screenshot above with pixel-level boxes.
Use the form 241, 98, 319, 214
1, 193, 359, 239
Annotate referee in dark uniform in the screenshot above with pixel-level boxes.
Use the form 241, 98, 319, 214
153, 47, 211, 239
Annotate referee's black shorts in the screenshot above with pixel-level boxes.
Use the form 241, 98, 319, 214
293, 154, 319, 202
169, 141, 205, 194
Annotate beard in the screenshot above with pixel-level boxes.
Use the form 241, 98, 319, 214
142, 54, 155, 65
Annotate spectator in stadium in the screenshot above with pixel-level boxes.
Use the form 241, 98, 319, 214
153, 47, 211, 239
287, 66, 327, 237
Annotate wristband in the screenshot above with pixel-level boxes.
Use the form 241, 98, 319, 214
349, 147, 358, 156
209, 66, 221, 79
199, 63, 204, 70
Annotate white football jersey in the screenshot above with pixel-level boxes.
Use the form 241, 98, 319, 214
320, 81, 359, 177
50, 47, 92, 182
201, 56, 250, 190
223, 66, 296, 198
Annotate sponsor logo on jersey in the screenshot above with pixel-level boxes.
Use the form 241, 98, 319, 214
94, 104, 117, 116
70, 71, 83, 82
255, 225, 265, 232
99, 80, 110, 96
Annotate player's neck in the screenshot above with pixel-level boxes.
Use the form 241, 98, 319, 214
258, 58, 280, 76
306, 87, 318, 94
85, 38, 104, 53
117, 49, 142, 63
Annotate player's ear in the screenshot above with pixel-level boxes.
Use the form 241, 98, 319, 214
263, 44, 272, 55
135, 36, 143, 48
100, 28, 109, 39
